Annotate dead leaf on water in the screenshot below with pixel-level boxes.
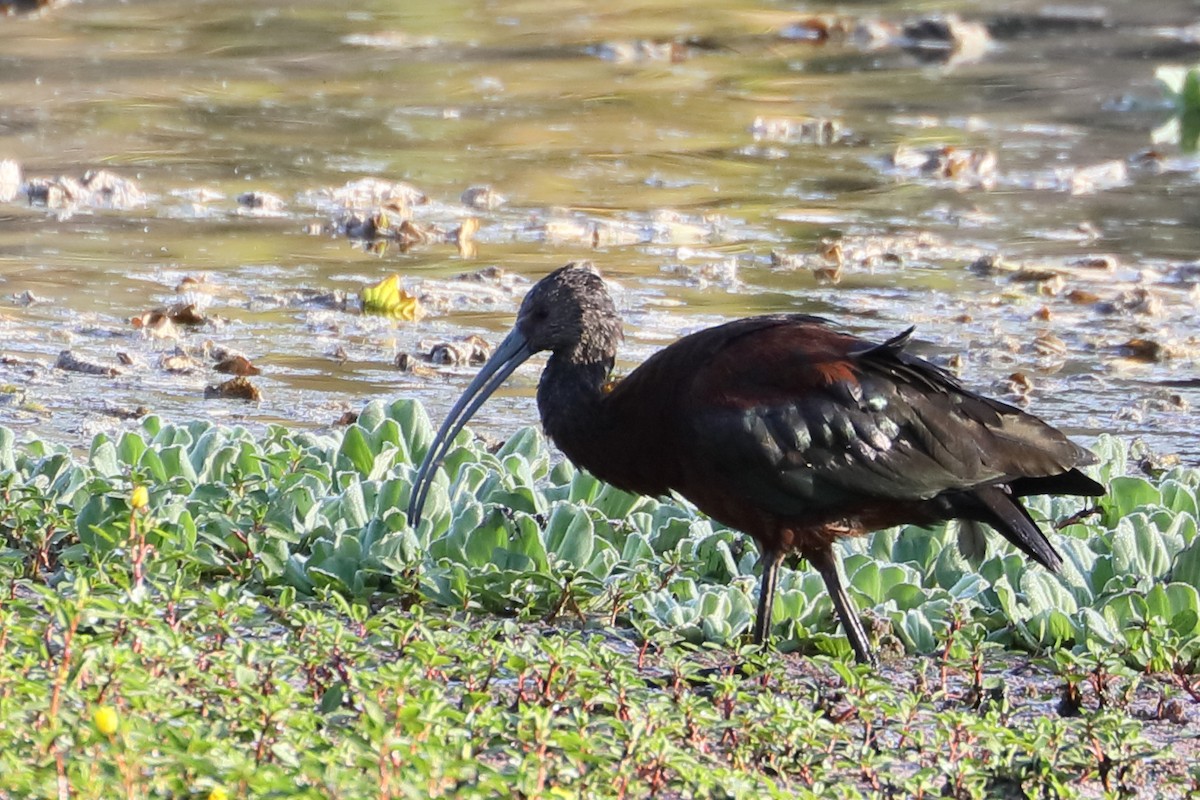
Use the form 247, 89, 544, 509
361, 274, 423, 320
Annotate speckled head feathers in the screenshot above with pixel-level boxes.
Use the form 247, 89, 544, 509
516, 262, 623, 362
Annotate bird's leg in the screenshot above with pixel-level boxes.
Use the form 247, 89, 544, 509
752, 548, 784, 646
806, 546, 878, 667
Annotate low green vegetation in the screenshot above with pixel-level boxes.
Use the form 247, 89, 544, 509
0, 401, 1197, 798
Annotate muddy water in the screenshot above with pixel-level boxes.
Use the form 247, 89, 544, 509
0, 0, 1198, 461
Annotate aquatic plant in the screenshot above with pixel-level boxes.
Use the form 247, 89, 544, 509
0, 403, 1196, 798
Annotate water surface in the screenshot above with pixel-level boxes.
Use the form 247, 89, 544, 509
1, 0, 1197, 460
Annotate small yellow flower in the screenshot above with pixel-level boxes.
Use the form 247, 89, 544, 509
207, 788, 229, 800
130, 485, 149, 512
93, 705, 119, 736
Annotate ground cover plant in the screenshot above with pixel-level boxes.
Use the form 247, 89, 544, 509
0, 400, 1197, 798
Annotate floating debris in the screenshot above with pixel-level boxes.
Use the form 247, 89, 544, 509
449, 217, 480, 258
647, 210, 720, 244
204, 376, 262, 401
130, 303, 208, 338
11, 290, 48, 307
96, 402, 151, 420
115, 352, 146, 369
1098, 288, 1163, 317
1040, 160, 1129, 195
160, 351, 202, 374
1, 0, 55, 15
0, 385, 26, 407
80, 170, 145, 208
427, 334, 492, 367
900, 14, 991, 64
236, 191, 287, 214
397, 334, 492, 375
775, 231, 981, 278
750, 116, 843, 146
361, 274, 424, 320
1067, 255, 1118, 271
890, 144, 996, 189
251, 288, 350, 311
779, 15, 855, 42
850, 18, 900, 49
1004, 371, 1034, 399
213, 354, 261, 376
453, 265, 520, 287
304, 177, 427, 213
590, 39, 690, 64
1009, 267, 1062, 284
1065, 288, 1102, 305
394, 352, 437, 376
661, 258, 741, 290
22, 169, 145, 212
170, 187, 224, 204
23, 175, 83, 208
332, 209, 388, 240
460, 185, 506, 210
332, 409, 360, 425
966, 254, 1014, 276
1031, 332, 1068, 358
393, 219, 437, 246
55, 351, 123, 377
1116, 338, 1179, 363
167, 303, 208, 326
329, 208, 443, 249
342, 32, 440, 50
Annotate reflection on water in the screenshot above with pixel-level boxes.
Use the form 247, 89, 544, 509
0, 0, 1198, 460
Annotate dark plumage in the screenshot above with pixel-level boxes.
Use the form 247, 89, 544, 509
407, 262, 1104, 664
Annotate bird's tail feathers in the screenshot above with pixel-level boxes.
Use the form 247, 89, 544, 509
955, 486, 1063, 572
1008, 468, 1105, 499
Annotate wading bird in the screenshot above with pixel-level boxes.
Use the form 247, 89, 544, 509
407, 262, 1104, 664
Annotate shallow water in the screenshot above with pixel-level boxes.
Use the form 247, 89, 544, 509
1, 0, 1198, 461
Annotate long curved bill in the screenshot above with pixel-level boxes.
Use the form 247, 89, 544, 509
407, 328, 535, 527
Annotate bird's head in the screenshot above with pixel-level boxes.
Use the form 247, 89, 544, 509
406, 262, 621, 527
515, 261, 622, 360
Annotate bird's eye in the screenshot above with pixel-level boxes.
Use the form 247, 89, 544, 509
532, 308, 549, 322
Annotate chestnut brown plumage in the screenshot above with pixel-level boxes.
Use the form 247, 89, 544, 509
407, 262, 1104, 664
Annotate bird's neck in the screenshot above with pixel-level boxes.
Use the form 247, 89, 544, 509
537, 350, 614, 451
